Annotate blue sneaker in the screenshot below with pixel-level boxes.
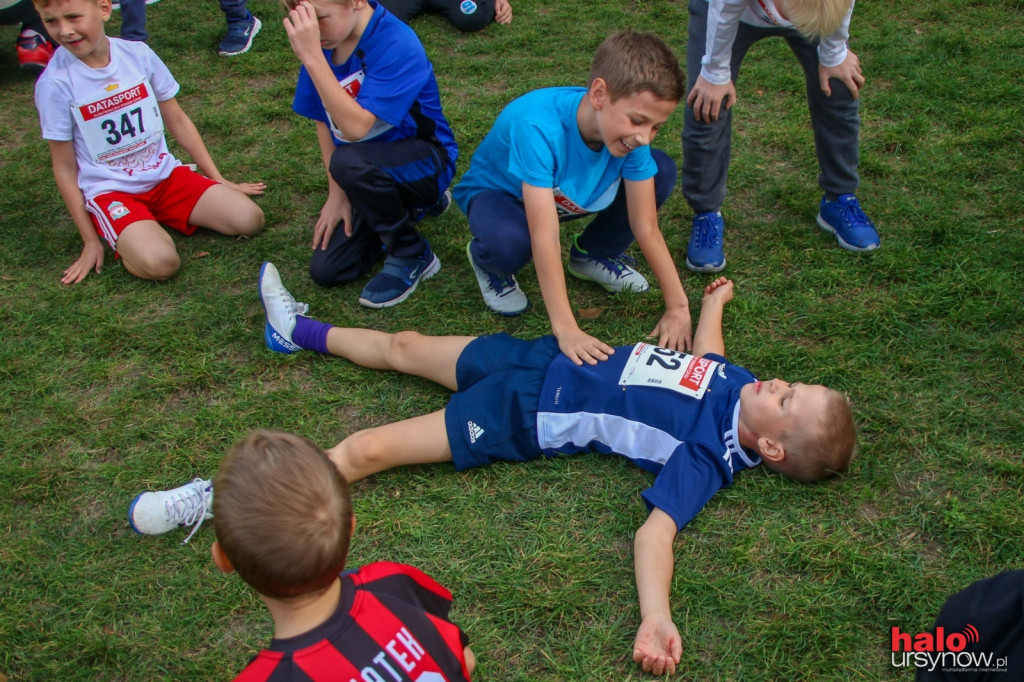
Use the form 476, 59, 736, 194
685, 211, 726, 273
817, 194, 880, 252
421, 189, 452, 220
218, 12, 261, 56
259, 261, 308, 354
358, 242, 441, 308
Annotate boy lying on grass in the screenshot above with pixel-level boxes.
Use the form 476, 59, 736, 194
132, 266, 855, 676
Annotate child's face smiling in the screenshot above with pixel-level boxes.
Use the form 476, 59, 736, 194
738, 379, 831, 449
588, 85, 677, 157
39, 0, 112, 68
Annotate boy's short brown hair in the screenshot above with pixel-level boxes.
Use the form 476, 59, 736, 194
784, 389, 856, 482
779, 0, 854, 40
213, 430, 353, 599
588, 31, 685, 103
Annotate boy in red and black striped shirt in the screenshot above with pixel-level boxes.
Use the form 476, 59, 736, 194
212, 430, 475, 682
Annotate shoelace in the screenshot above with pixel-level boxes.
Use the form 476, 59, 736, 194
273, 288, 309, 319
487, 272, 520, 297
693, 217, 722, 248
167, 479, 213, 545
838, 199, 872, 229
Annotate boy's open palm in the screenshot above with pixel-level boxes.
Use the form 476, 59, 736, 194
633, 616, 682, 676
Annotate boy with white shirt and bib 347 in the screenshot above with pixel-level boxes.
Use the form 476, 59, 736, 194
34, 0, 265, 284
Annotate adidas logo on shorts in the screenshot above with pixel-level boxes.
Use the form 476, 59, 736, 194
467, 421, 485, 443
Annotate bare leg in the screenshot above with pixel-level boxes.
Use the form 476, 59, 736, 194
116, 220, 181, 280
188, 184, 264, 237
326, 328, 475, 391
328, 409, 453, 482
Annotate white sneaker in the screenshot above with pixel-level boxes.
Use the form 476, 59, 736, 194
466, 241, 528, 316
129, 478, 213, 544
568, 241, 649, 293
259, 261, 308, 354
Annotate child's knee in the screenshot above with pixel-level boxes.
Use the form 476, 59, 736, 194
328, 146, 367, 190
126, 249, 180, 281
337, 429, 389, 474
234, 201, 265, 237
389, 330, 426, 368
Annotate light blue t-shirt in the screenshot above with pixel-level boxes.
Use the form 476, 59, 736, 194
453, 87, 657, 217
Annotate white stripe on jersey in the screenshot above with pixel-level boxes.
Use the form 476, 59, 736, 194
538, 410, 683, 467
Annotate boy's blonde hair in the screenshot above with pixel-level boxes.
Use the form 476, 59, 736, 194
780, 0, 853, 40
213, 430, 353, 599
588, 31, 685, 103
783, 389, 856, 483
32, 0, 104, 9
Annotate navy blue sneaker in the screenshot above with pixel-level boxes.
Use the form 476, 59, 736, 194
218, 12, 261, 56
685, 211, 726, 273
259, 261, 307, 354
817, 194, 880, 252
358, 242, 441, 308
422, 189, 452, 219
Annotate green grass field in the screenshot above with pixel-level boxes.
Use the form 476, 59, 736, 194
1, 0, 1022, 679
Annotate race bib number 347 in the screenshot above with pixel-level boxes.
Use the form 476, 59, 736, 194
618, 343, 719, 399
73, 80, 164, 163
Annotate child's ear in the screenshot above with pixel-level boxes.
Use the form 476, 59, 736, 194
211, 541, 235, 575
588, 77, 609, 110
757, 437, 786, 463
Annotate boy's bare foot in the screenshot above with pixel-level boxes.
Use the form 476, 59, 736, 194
703, 276, 734, 304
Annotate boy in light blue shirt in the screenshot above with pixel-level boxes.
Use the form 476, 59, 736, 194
454, 31, 693, 367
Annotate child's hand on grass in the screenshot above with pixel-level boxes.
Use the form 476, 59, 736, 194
633, 615, 682, 676
62, 241, 105, 285
494, 0, 513, 24
648, 306, 692, 352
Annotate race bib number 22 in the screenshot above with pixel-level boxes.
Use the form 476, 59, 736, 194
618, 343, 719, 399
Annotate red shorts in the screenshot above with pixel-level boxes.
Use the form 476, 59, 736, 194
86, 166, 219, 250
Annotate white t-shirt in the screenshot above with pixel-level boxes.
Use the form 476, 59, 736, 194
700, 0, 853, 85
35, 38, 181, 200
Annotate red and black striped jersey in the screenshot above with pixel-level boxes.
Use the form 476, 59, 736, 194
235, 562, 471, 682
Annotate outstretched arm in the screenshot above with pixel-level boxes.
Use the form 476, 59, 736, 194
632, 507, 682, 676
691, 277, 733, 357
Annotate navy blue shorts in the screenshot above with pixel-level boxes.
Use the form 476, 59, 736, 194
445, 334, 561, 471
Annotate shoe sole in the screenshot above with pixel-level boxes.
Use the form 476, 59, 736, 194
258, 262, 301, 354
219, 16, 261, 56
817, 214, 881, 252
684, 257, 726, 273
127, 492, 146, 534
466, 241, 528, 316
358, 255, 440, 309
